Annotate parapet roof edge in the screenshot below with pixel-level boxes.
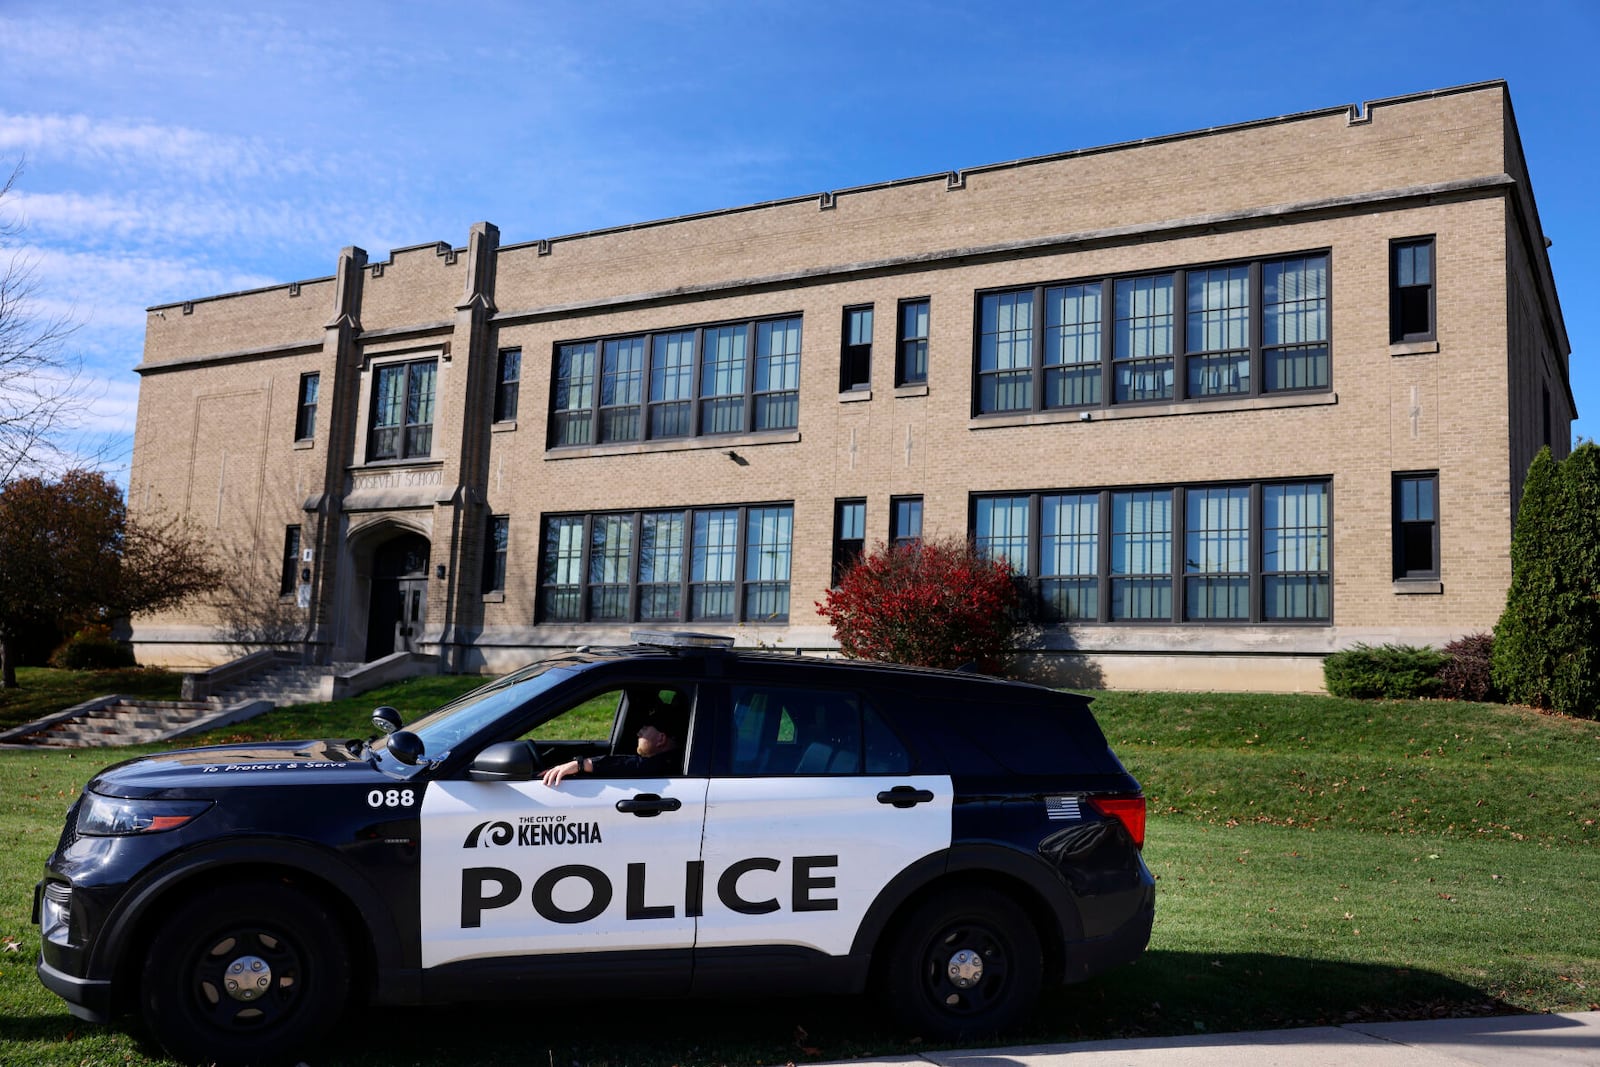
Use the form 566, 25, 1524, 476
498, 80, 1510, 254
147, 273, 336, 313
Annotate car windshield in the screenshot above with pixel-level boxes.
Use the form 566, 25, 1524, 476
382, 658, 581, 759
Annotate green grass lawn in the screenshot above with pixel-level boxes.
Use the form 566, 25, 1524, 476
0, 667, 185, 733
0, 683, 1594, 1066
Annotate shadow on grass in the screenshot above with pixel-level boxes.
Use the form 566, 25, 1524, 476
0, 951, 1518, 1066
304, 951, 1517, 1066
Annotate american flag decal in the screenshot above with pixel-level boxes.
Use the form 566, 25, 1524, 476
1045, 796, 1082, 821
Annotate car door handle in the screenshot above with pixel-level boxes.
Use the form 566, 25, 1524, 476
877, 786, 935, 808
616, 794, 682, 817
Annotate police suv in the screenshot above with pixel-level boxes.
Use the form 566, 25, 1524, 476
35, 633, 1153, 1065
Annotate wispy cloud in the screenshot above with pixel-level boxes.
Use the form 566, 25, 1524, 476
0, 112, 323, 184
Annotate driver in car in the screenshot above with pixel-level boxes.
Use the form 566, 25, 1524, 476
540, 698, 686, 786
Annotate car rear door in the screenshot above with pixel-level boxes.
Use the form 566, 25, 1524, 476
694, 681, 951, 959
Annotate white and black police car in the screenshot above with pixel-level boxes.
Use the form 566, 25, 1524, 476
34, 632, 1153, 1065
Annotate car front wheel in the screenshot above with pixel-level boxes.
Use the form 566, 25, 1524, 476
882, 886, 1044, 1041
139, 882, 350, 1067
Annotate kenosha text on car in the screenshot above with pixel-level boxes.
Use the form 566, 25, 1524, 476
34, 632, 1152, 1065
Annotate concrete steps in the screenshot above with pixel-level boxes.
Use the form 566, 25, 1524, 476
27, 698, 226, 747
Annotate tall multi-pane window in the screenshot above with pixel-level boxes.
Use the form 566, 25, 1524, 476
1185, 267, 1250, 397
638, 512, 687, 620
700, 326, 748, 434
840, 306, 872, 391
744, 506, 793, 619
978, 292, 1034, 412
649, 332, 695, 438
1040, 493, 1099, 620
975, 480, 1330, 624
890, 496, 923, 547
1392, 473, 1439, 580
280, 526, 301, 596
552, 342, 596, 445
482, 516, 509, 594
1184, 487, 1250, 620
493, 349, 521, 423
1263, 256, 1329, 389
975, 252, 1330, 414
368, 358, 436, 461
1110, 490, 1174, 619
540, 517, 585, 621
599, 337, 646, 443
1390, 237, 1435, 342
754, 318, 801, 430
1045, 284, 1102, 407
1264, 483, 1331, 619
1114, 275, 1175, 403
295, 373, 319, 441
897, 299, 929, 385
587, 514, 634, 620
691, 509, 740, 620
833, 499, 866, 584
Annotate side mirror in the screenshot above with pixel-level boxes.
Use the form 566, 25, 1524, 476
386, 730, 426, 765
372, 706, 403, 735
468, 741, 536, 782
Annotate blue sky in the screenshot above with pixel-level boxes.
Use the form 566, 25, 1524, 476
2, 0, 1596, 481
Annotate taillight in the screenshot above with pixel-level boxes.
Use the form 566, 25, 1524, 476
1089, 794, 1146, 850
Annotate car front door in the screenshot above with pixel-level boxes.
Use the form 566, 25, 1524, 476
694, 682, 952, 961
417, 685, 707, 990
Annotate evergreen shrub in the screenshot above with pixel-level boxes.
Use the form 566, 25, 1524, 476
1323, 643, 1446, 700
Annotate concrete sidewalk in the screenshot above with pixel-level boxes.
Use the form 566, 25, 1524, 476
832, 1012, 1600, 1066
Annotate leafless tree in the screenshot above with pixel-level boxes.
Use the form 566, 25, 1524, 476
0, 158, 90, 486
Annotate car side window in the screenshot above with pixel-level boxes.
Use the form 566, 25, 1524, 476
724, 684, 910, 776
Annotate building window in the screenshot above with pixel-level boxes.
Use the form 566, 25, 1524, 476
280, 525, 301, 596
975, 251, 1330, 415
552, 315, 801, 447
494, 349, 521, 423
482, 515, 509, 594
841, 305, 873, 391
897, 299, 929, 385
539, 503, 794, 624
1390, 237, 1435, 342
973, 479, 1330, 624
833, 499, 866, 584
890, 496, 923, 547
1393, 473, 1439, 579
295, 373, 319, 441
368, 358, 437, 461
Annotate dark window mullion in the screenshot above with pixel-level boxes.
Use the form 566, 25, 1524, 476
641, 335, 656, 441
1173, 486, 1187, 622
579, 513, 595, 623
733, 505, 749, 621
743, 322, 757, 434
1032, 286, 1046, 413
689, 328, 703, 438
1249, 484, 1263, 623
1099, 278, 1113, 410
1173, 269, 1188, 403
1028, 492, 1043, 612
1097, 488, 1111, 622
628, 511, 642, 622
1248, 260, 1263, 398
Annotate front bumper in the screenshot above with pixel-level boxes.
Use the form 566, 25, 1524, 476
37, 953, 113, 1023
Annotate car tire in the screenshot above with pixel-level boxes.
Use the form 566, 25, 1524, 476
882, 886, 1043, 1041
139, 882, 350, 1067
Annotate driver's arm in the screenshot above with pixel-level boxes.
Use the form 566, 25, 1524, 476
540, 755, 595, 787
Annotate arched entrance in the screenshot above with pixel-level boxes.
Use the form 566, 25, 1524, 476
365, 532, 430, 662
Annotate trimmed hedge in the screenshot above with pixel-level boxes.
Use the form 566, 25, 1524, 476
1324, 643, 1446, 700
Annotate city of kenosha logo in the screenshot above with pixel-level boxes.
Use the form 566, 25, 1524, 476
464, 816, 602, 848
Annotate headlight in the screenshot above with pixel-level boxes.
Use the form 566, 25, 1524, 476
76, 793, 212, 836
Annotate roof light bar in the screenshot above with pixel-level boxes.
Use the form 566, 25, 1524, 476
629, 630, 736, 650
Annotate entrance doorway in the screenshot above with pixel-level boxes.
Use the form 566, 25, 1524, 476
366, 533, 430, 662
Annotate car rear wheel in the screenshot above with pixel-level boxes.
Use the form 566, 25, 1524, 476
140, 882, 350, 1066
881, 886, 1044, 1041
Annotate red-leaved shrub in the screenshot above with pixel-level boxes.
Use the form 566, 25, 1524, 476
1439, 632, 1497, 702
815, 537, 1025, 673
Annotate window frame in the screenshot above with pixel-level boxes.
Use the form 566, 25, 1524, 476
971, 478, 1333, 625
549, 313, 802, 448
279, 525, 301, 597
294, 372, 319, 442
832, 498, 866, 585
890, 495, 923, 548
482, 514, 509, 594
840, 305, 873, 392
493, 348, 521, 423
1392, 472, 1440, 580
896, 298, 930, 386
1389, 236, 1436, 343
366, 356, 438, 462
538, 502, 795, 624
972, 249, 1332, 416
